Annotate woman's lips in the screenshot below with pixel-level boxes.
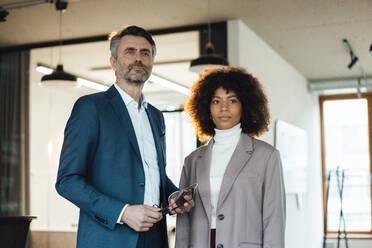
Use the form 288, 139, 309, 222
218, 116, 231, 120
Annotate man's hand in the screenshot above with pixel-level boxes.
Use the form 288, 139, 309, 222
121, 205, 162, 232
169, 190, 195, 215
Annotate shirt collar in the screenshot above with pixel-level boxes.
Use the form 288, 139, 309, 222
114, 83, 148, 109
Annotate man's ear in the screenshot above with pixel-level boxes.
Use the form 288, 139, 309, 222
109, 56, 116, 71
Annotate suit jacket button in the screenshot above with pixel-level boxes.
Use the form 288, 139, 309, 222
217, 244, 224, 248
139, 182, 145, 187
217, 214, 224, 220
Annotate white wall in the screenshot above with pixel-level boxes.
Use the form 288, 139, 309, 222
228, 20, 323, 248
29, 46, 99, 231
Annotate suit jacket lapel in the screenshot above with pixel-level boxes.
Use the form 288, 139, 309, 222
146, 106, 170, 203
217, 134, 254, 208
145, 106, 165, 171
196, 140, 213, 225
106, 86, 141, 161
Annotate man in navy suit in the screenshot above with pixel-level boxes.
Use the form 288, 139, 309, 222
55, 25, 193, 248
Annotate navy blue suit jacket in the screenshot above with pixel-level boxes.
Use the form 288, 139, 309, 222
55, 85, 178, 248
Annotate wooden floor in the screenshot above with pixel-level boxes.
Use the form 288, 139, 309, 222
29, 227, 177, 248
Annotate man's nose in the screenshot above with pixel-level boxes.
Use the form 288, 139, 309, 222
135, 52, 143, 62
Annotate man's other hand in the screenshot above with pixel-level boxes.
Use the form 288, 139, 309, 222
121, 205, 162, 232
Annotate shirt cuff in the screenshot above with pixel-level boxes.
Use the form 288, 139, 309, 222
117, 204, 129, 224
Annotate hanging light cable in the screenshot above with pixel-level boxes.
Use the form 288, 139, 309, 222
40, 0, 77, 86
189, 0, 229, 73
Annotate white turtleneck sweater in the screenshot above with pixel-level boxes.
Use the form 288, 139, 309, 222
210, 123, 242, 228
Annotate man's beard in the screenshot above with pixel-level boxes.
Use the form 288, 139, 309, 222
117, 61, 152, 85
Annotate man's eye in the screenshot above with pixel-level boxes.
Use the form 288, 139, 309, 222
142, 51, 150, 57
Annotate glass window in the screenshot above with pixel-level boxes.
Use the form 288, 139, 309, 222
322, 97, 372, 233
163, 111, 196, 231
164, 111, 196, 185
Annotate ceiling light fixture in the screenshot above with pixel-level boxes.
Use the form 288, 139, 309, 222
342, 39, 367, 98
77, 78, 108, 91
343, 39, 358, 69
41, 0, 78, 86
0, 7, 8, 22
189, 0, 229, 73
37, 63, 109, 92
82, 66, 190, 95
0, 0, 56, 22
149, 74, 191, 96
36, 65, 53, 74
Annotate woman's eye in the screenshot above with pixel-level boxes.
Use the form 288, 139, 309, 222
229, 99, 236, 103
212, 100, 219, 104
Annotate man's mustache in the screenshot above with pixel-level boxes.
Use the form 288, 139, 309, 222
128, 61, 148, 71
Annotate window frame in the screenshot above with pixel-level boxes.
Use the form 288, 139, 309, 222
320, 92, 372, 236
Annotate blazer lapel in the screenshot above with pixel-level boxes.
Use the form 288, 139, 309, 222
196, 140, 213, 225
217, 134, 254, 208
106, 86, 141, 161
145, 106, 165, 181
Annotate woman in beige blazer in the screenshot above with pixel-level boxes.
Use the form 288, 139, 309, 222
176, 67, 286, 248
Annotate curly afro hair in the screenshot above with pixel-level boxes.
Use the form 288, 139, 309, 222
185, 66, 270, 140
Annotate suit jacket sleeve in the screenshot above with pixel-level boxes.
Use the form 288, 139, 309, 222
55, 97, 124, 230
262, 149, 286, 248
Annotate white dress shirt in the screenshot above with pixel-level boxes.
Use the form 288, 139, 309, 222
210, 123, 241, 228
114, 84, 160, 223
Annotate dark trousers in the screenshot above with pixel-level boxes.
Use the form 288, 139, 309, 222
136, 226, 163, 248
210, 229, 216, 248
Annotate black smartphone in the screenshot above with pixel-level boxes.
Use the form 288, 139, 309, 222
160, 183, 198, 215
174, 183, 198, 206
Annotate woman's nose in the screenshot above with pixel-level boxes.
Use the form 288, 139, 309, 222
220, 102, 228, 110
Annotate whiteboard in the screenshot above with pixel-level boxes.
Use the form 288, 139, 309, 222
274, 120, 308, 194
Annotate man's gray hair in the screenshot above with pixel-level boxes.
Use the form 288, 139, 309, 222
109, 25, 156, 60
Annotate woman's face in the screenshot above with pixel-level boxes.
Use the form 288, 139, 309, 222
210, 87, 242, 130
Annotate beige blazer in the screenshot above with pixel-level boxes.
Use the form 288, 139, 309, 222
175, 133, 286, 248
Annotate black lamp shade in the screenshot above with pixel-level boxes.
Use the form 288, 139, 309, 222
41, 64, 77, 82
189, 55, 229, 73
190, 55, 229, 67
189, 42, 229, 73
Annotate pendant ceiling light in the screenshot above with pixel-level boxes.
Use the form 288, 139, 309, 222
189, 0, 229, 74
41, 0, 77, 86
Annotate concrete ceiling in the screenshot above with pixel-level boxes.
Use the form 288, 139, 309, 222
1, 0, 372, 81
